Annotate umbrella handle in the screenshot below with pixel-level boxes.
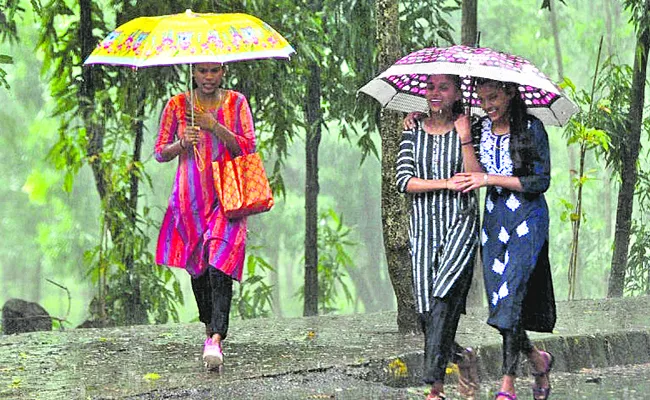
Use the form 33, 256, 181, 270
188, 63, 204, 171
189, 63, 195, 126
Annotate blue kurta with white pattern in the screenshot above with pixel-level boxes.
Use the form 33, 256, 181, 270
478, 116, 556, 332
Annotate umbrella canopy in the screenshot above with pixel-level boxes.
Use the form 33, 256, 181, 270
84, 9, 295, 67
358, 45, 578, 126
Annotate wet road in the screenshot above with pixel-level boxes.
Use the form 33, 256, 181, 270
421, 362, 650, 400
513, 363, 650, 400
126, 363, 650, 399
2, 297, 649, 399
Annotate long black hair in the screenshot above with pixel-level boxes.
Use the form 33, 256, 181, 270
449, 74, 465, 116
475, 78, 537, 175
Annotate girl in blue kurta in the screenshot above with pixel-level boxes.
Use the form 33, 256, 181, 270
454, 78, 556, 400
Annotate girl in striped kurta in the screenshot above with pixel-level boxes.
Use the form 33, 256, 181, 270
154, 63, 255, 371
396, 75, 480, 400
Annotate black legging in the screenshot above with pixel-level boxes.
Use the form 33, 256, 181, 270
191, 267, 233, 340
420, 266, 473, 385
500, 326, 534, 376
420, 298, 466, 384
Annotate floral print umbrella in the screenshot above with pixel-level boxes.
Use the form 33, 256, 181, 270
358, 45, 578, 126
84, 9, 295, 67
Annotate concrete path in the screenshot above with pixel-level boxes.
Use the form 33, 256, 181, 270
0, 296, 649, 399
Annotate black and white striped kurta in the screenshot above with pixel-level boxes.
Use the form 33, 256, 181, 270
396, 123, 480, 313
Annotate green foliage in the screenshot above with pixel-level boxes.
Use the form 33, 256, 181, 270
625, 165, 650, 296
562, 72, 613, 300
626, 219, 650, 295
34, 0, 189, 324
587, 60, 634, 173
295, 209, 357, 314
232, 251, 275, 320
0, 0, 31, 90
540, 0, 566, 10
0, 54, 13, 89
624, 0, 650, 30
317, 209, 356, 313
226, 0, 385, 196
399, 0, 460, 50
561, 52, 650, 299
83, 202, 184, 325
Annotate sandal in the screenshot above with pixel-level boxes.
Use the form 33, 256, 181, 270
426, 388, 446, 400
457, 347, 480, 399
531, 350, 554, 400
495, 392, 517, 400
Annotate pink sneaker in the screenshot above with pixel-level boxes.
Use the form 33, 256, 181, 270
202, 337, 223, 370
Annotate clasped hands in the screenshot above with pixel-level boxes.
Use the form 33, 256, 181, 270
447, 173, 488, 193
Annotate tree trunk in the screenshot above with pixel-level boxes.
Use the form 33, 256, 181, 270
79, 0, 109, 320
376, 0, 419, 333
123, 82, 147, 325
459, 0, 485, 309
303, 61, 322, 316
79, 0, 106, 201
461, 0, 478, 46
80, 1, 146, 324
608, 0, 650, 297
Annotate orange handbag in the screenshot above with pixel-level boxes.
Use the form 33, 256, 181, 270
212, 151, 274, 219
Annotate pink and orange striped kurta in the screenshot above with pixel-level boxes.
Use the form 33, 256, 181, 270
154, 90, 255, 280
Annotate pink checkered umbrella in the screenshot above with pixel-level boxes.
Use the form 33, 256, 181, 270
358, 45, 578, 126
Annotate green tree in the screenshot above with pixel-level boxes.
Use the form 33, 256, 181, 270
375, 0, 416, 333
34, 0, 201, 324
608, 0, 650, 297
229, 0, 379, 317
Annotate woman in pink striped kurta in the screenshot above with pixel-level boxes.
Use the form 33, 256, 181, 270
154, 63, 255, 370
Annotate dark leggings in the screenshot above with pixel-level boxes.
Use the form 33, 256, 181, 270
421, 303, 466, 384
191, 267, 233, 340
500, 326, 534, 376
420, 265, 473, 384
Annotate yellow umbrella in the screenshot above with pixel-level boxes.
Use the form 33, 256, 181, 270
84, 9, 295, 67
84, 9, 295, 170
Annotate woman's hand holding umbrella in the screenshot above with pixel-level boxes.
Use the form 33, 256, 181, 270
185, 107, 217, 138
183, 125, 201, 147
185, 104, 242, 157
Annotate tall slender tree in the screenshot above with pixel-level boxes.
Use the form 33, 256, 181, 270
376, 0, 419, 333
459, 0, 485, 308
608, 0, 650, 297
35, 0, 204, 324
303, 9, 323, 315
231, 0, 379, 315
461, 0, 478, 46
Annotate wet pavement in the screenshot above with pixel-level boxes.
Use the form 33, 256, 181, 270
532, 362, 650, 399
0, 296, 649, 399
